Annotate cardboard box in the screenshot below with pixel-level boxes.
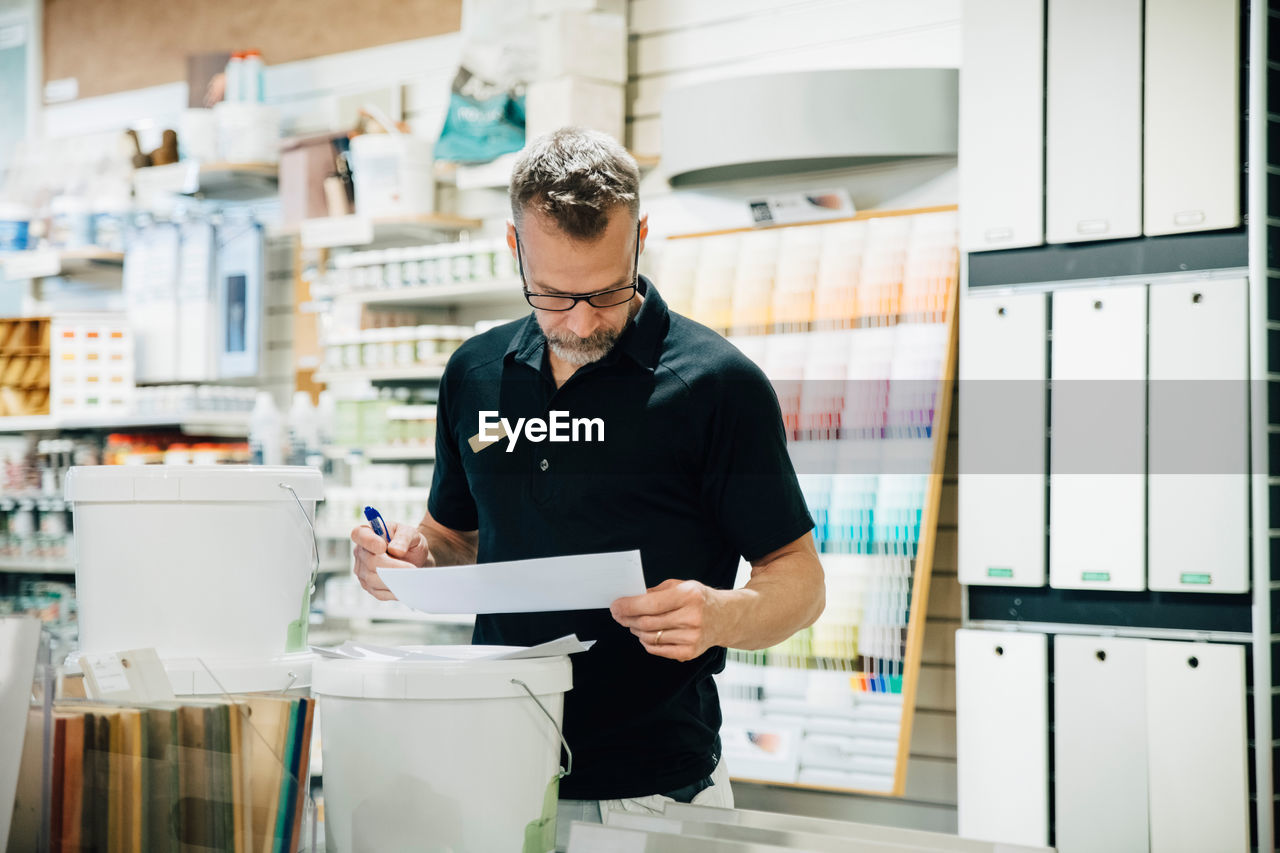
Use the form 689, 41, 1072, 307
536, 12, 627, 84
526, 77, 625, 144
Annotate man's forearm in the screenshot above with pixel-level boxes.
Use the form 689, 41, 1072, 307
712, 549, 825, 651
417, 509, 479, 566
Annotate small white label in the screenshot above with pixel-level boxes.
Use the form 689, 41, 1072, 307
84, 653, 131, 695
747, 189, 854, 227
43, 78, 79, 104
1174, 210, 1206, 227
984, 227, 1014, 243
1077, 219, 1110, 235
300, 215, 376, 249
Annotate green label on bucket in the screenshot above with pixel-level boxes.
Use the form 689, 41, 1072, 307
523, 772, 560, 853
285, 584, 311, 653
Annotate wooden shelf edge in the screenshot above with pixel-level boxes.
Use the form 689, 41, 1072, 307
665, 204, 959, 241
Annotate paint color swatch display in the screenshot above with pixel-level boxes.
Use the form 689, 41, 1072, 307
23, 695, 315, 853
657, 210, 958, 335
693, 210, 957, 793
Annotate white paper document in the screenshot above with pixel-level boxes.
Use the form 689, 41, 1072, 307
310, 634, 596, 662
378, 549, 646, 614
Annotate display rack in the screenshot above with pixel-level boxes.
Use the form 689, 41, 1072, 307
659, 204, 959, 797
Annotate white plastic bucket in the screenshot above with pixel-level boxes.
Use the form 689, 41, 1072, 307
313, 646, 573, 853
64, 465, 324, 661
350, 133, 435, 218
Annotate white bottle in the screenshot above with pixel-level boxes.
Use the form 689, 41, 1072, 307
249, 391, 283, 466
316, 390, 336, 449
225, 52, 245, 103
287, 391, 319, 467
242, 50, 265, 103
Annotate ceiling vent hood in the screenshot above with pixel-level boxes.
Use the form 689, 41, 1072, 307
660, 68, 958, 186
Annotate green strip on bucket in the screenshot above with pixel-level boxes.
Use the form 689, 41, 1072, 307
1082, 572, 1111, 582
987, 568, 1014, 578
1181, 573, 1212, 585
523, 772, 560, 853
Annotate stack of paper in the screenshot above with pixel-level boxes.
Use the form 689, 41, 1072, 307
310, 634, 596, 662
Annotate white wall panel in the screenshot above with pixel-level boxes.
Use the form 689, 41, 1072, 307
1148, 278, 1248, 593
955, 630, 1048, 847
1054, 635, 1149, 853
1045, 0, 1142, 243
1146, 641, 1249, 853
959, 0, 1043, 251
958, 292, 1046, 586
1144, 0, 1241, 236
1050, 285, 1147, 591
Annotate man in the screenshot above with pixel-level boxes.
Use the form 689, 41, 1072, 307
351, 127, 824, 840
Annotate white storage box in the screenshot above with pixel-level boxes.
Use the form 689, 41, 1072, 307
527, 77, 625, 143
537, 12, 627, 84
314, 647, 572, 851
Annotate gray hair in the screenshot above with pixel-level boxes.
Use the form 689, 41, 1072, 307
509, 127, 640, 240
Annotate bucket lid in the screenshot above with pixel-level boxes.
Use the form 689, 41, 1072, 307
312, 646, 573, 700
64, 465, 324, 503
64, 651, 315, 696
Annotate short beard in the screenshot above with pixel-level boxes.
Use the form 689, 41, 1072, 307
541, 296, 641, 367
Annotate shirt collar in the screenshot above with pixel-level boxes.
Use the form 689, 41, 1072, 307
503, 275, 668, 374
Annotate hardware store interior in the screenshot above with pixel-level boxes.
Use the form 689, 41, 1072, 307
0, 1, 1275, 851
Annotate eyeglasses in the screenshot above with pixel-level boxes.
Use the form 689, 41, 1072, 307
515, 222, 641, 312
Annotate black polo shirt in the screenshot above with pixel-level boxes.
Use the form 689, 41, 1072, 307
427, 276, 814, 799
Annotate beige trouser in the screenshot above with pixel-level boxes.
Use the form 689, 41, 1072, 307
554, 758, 733, 852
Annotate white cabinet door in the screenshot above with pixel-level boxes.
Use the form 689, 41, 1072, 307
955, 630, 1048, 848
1050, 285, 1147, 590
1053, 635, 1149, 853
1144, 0, 1241, 236
1148, 278, 1248, 592
958, 292, 1046, 586
959, 0, 1044, 251
1045, 0, 1142, 243
1146, 641, 1249, 853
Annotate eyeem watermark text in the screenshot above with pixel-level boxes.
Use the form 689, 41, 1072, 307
479, 410, 604, 452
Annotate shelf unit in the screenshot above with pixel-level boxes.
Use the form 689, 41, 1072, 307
323, 445, 435, 462
0, 410, 252, 436
132, 160, 279, 201
312, 365, 445, 384
0, 558, 74, 574
296, 213, 484, 250
1, 248, 125, 282
322, 279, 525, 309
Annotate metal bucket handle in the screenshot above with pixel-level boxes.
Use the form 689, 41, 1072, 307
512, 677, 573, 779
279, 481, 319, 596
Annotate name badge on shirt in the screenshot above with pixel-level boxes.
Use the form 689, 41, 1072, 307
468, 419, 509, 453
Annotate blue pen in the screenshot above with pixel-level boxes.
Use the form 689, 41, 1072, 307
364, 506, 391, 543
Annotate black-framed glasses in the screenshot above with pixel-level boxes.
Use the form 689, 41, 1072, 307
515, 222, 641, 312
